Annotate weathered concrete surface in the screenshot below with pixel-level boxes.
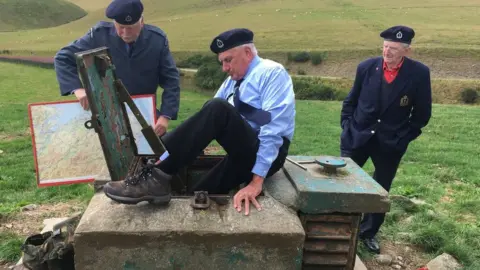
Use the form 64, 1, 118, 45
74, 193, 305, 270
283, 156, 390, 214
264, 169, 300, 211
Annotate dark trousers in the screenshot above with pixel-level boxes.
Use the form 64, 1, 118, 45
341, 136, 405, 239
158, 98, 290, 194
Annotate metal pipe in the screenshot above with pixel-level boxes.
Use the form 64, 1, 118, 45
286, 157, 308, 170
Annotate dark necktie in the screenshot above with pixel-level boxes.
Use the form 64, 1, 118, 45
233, 79, 244, 108
231, 78, 271, 126
126, 42, 134, 57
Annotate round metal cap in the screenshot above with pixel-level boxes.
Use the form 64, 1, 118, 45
315, 157, 346, 172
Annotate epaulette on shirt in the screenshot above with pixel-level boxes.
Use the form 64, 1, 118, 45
87, 21, 114, 38
144, 25, 168, 47
144, 25, 166, 38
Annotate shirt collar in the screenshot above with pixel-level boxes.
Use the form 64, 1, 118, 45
243, 55, 261, 79
383, 57, 404, 71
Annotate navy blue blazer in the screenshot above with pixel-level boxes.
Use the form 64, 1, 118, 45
54, 22, 181, 120
340, 57, 432, 153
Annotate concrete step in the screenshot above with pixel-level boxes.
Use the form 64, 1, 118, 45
74, 192, 306, 270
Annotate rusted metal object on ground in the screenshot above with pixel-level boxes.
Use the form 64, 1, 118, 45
73, 47, 390, 270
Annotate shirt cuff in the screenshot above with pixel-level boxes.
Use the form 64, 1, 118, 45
251, 161, 270, 178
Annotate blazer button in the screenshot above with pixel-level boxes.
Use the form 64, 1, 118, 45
377, 119, 381, 123
371, 130, 375, 134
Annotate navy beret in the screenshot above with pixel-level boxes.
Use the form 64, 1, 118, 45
210, 28, 254, 54
106, 0, 143, 25
380, 25, 415, 44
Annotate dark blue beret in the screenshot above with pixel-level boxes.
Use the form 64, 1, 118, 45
106, 0, 143, 25
380, 25, 415, 44
210, 28, 254, 54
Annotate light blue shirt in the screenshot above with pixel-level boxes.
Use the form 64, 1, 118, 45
214, 55, 296, 178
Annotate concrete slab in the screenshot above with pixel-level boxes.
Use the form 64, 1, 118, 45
74, 192, 306, 270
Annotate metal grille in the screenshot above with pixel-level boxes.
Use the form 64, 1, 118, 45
300, 213, 361, 270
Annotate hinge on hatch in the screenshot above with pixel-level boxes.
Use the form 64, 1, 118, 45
190, 191, 210, 209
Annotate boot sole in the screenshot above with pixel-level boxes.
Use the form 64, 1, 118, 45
104, 192, 171, 205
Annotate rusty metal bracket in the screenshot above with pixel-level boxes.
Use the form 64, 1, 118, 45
190, 191, 211, 209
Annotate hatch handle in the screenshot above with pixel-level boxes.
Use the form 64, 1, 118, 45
191, 191, 211, 209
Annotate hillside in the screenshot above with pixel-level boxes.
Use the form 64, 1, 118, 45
0, 0, 87, 32
0, 0, 479, 79
0, 0, 479, 50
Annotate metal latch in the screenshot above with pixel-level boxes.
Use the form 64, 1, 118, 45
191, 191, 210, 209
286, 156, 346, 173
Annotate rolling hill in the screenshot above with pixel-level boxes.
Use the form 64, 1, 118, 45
0, 0, 87, 32
0, 0, 479, 81
0, 0, 479, 52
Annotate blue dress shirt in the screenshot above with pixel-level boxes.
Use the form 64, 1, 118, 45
214, 55, 296, 178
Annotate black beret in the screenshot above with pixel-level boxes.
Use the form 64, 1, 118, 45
380, 25, 415, 44
106, 0, 143, 25
210, 28, 254, 54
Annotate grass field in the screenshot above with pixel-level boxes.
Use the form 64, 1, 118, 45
0, 61, 479, 268
0, 0, 479, 53
0, 0, 86, 32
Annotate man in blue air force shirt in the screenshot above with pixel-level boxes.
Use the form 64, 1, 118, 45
103, 28, 296, 216
54, 0, 180, 137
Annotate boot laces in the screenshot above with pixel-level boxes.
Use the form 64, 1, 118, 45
125, 164, 154, 186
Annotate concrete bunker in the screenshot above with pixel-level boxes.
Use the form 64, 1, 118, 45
72, 47, 390, 270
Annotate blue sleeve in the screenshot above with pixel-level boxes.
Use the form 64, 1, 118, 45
54, 29, 95, 96
252, 68, 295, 178
157, 36, 181, 120
408, 65, 432, 141
340, 63, 364, 128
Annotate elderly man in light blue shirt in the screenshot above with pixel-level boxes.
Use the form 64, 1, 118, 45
103, 28, 296, 216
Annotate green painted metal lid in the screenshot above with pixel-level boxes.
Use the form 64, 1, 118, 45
75, 47, 137, 182
279, 155, 390, 214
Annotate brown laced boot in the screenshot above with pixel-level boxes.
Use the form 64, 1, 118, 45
103, 164, 172, 205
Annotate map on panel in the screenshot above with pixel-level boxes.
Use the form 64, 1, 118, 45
28, 95, 156, 187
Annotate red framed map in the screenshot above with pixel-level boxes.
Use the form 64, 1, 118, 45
28, 94, 156, 187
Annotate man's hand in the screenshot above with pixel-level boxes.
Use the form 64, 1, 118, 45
233, 175, 264, 216
154, 116, 169, 136
74, 89, 89, 110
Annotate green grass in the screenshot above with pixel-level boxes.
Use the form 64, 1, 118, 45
1, 61, 480, 267
0, 232, 24, 262
0, 0, 87, 32
0, 0, 480, 54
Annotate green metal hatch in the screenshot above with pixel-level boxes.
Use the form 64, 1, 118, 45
75, 47, 167, 182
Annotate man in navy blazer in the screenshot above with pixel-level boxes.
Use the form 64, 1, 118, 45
340, 25, 432, 254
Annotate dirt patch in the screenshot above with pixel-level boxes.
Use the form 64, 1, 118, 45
0, 201, 87, 237
0, 131, 29, 142
456, 214, 476, 224
362, 240, 432, 270
285, 55, 480, 80
0, 55, 54, 64
0, 264, 12, 270
440, 187, 454, 203
204, 145, 224, 155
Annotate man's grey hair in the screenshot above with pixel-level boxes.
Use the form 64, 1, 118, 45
240, 43, 258, 55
